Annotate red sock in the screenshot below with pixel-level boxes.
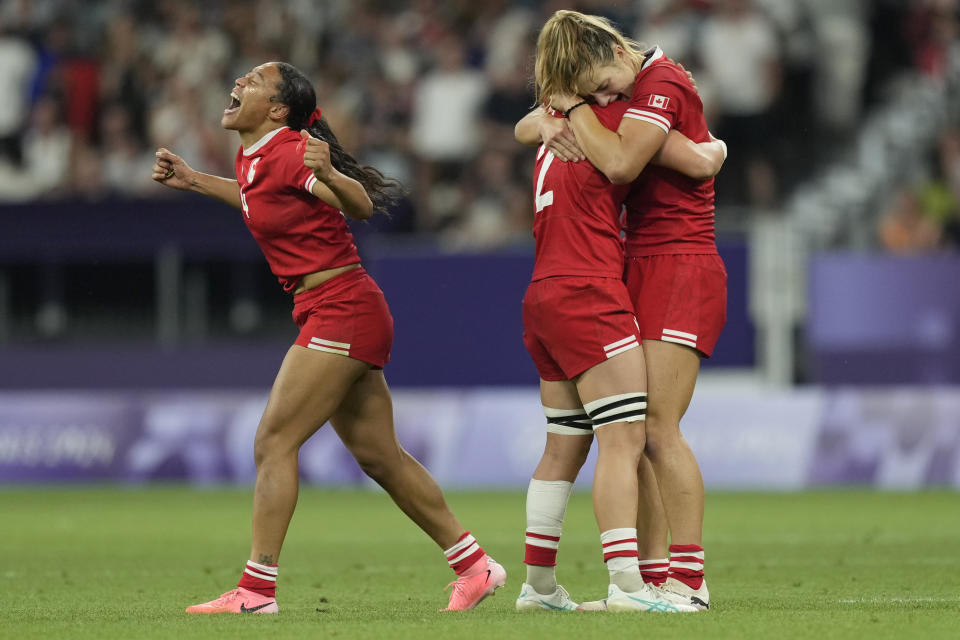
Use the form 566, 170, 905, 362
237, 560, 278, 598
639, 558, 669, 585
668, 544, 704, 590
444, 531, 486, 575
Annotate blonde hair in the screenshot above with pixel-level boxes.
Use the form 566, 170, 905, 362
534, 10, 645, 106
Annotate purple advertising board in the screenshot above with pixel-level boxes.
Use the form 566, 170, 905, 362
2, 386, 958, 489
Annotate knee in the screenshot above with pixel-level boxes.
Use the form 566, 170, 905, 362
252, 423, 300, 468
350, 444, 402, 483
542, 438, 591, 470
643, 415, 681, 459
252, 431, 280, 468
596, 422, 647, 460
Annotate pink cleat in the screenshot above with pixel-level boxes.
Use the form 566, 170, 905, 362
444, 556, 507, 611
185, 587, 278, 615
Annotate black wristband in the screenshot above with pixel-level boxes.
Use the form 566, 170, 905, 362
564, 101, 588, 118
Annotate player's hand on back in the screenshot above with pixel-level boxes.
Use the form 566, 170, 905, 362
300, 130, 334, 183
153, 148, 194, 190
676, 62, 699, 95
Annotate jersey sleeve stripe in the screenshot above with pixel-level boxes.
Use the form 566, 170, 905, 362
626, 108, 672, 129
623, 111, 670, 133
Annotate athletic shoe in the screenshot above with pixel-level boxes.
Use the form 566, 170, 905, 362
576, 597, 607, 612
605, 583, 699, 613
185, 587, 278, 614
444, 556, 507, 611
515, 583, 578, 611
662, 577, 710, 610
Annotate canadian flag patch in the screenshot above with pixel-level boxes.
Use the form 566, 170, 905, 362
648, 94, 670, 109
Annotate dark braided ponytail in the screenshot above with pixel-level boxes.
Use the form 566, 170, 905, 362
271, 61, 401, 213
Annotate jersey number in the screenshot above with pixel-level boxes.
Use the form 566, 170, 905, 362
240, 189, 250, 217
240, 158, 260, 218
535, 148, 555, 213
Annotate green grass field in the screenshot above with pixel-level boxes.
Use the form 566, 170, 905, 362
4, 488, 960, 639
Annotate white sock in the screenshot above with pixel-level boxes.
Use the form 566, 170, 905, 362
524, 479, 573, 594
601, 528, 643, 592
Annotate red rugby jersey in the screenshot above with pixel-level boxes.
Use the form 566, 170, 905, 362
235, 127, 361, 292
622, 46, 717, 257
530, 101, 631, 281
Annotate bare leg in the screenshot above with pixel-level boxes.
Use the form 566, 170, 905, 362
574, 349, 648, 535
249, 346, 368, 564
642, 339, 704, 546
330, 369, 464, 549
535, 378, 593, 482
522, 379, 592, 597
637, 453, 669, 558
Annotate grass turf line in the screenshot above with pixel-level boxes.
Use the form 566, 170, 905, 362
3, 488, 960, 639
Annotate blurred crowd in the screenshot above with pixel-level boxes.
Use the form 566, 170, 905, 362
0, 0, 957, 249
878, 121, 960, 254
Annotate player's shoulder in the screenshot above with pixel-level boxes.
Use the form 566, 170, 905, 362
591, 100, 630, 130
264, 128, 309, 170
242, 127, 300, 161
270, 127, 305, 153
634, 47, 689, 90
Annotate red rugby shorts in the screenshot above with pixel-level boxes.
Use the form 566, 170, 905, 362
522, 276, 642, 381
292, 267, 393, 368
622, 254, 727, 357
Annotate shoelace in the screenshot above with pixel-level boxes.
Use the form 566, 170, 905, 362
445, 571, 483, 600
546, 585, 571, 604
211, 589, 241, 606
445, 577, 468, 596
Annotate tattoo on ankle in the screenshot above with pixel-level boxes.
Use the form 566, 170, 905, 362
258, 554, 274, 564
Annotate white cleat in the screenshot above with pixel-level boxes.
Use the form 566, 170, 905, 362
662, 577, 710, 610
576, 597, 607, 611
604, 583, 699, 613
515, 583, 579, 611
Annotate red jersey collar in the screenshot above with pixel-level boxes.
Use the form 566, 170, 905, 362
243, 126, 288, 156
639, 46, 665, 73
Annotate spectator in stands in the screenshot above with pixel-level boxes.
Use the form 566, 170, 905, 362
878, 187, 943, 254
635, 0, 700, 66
935, 126, 960, 248
699, 0, 782, 208
0, 0, 950, 245
0, 18, 38, 166
409, 33, 488, 229
100, 102, 160, 196
22, 93, 73, 198
906, 0, 959, 79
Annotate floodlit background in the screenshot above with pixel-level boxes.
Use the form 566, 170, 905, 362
1, 0, 959, 489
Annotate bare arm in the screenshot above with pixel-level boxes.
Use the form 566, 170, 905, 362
652, 131, 727, 179
300, 130, 373, 220
514, 107, 584, 162
153, 148, 241, 208
562, 97, 667, 185
514, 108, 545, 146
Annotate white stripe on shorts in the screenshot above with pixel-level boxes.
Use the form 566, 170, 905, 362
307, 344, 350, 356
603, 335, 639, 359
307, 336, 350, 356
310, 336, 351, 348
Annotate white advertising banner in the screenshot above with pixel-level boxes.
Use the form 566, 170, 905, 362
1, 386, 958, 489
